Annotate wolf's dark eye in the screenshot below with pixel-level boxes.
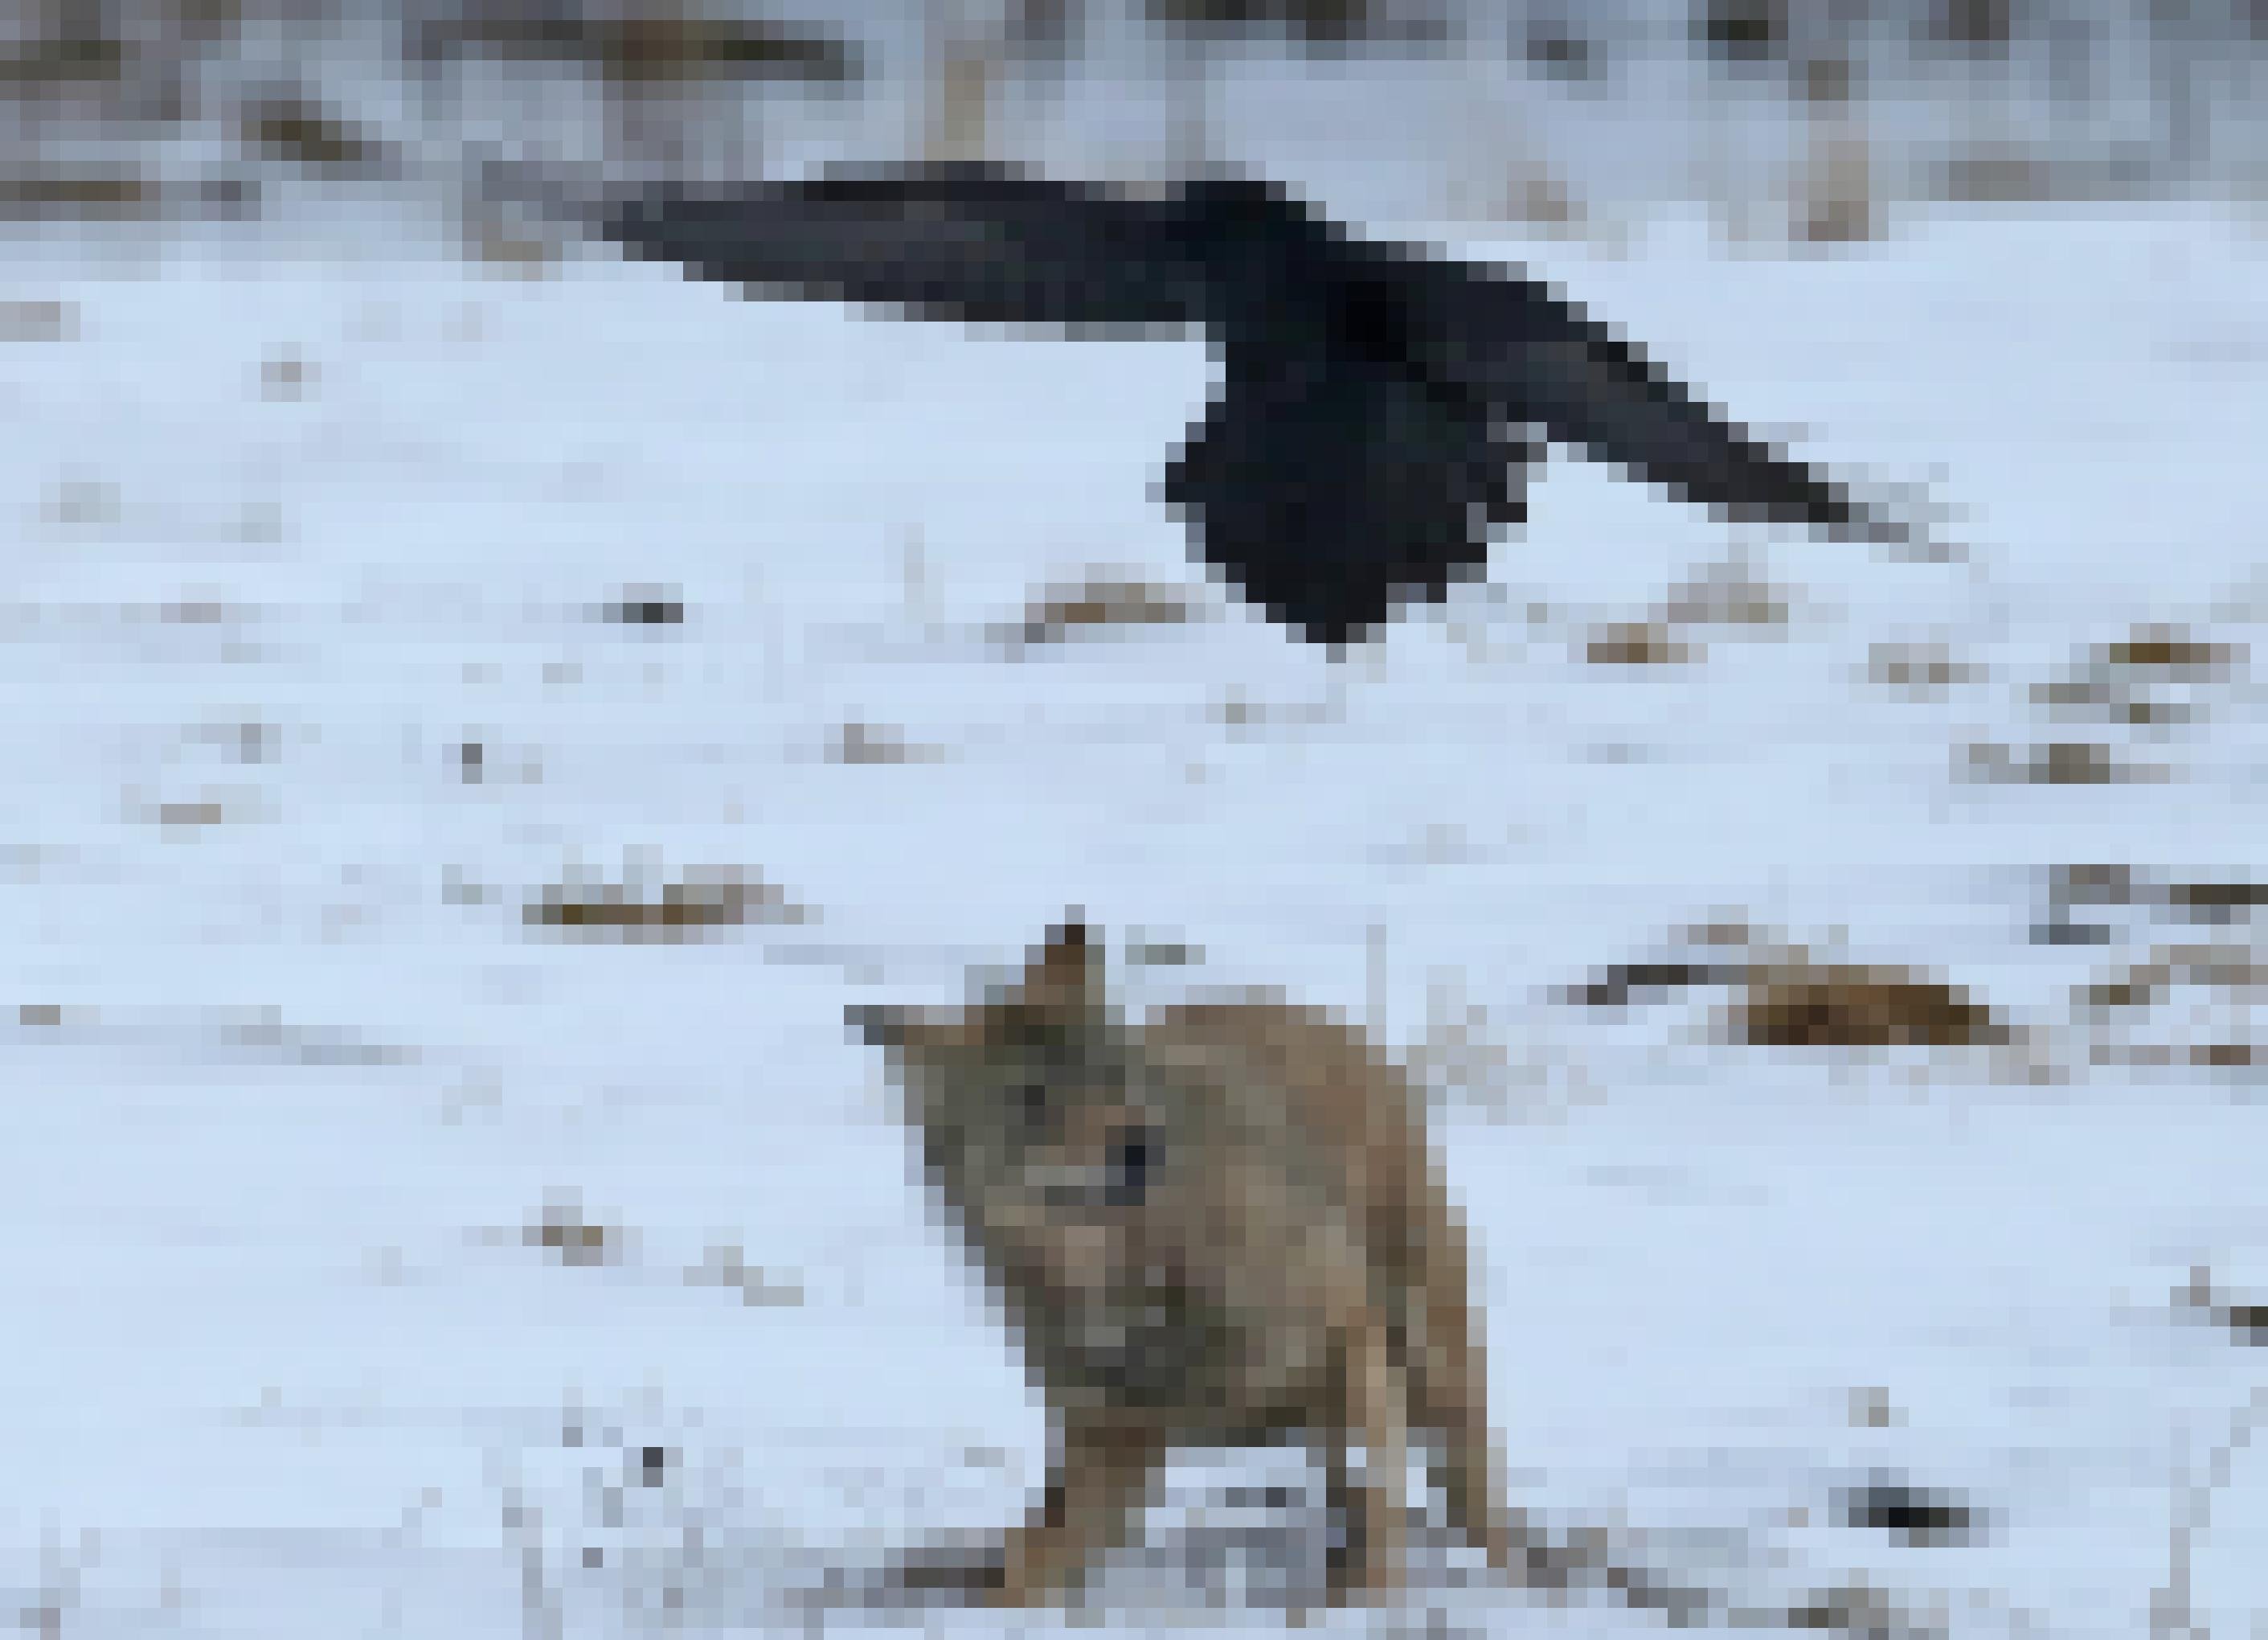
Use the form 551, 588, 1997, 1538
1013, 1081, 1047, 1125
1105, 1127, 1160, 1207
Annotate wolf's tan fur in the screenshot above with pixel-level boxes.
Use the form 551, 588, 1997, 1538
849, 917, 1513, 1606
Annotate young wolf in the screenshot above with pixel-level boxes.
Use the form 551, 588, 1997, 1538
847, 916, 1515, 1606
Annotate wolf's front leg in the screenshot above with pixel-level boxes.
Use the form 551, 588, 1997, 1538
1419, 1325, 1516, 1572
989, 1416, 1165, 1606
1321, 1320, 1411, 1602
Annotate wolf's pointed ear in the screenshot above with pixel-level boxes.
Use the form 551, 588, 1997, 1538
1024, 909, 1103, 1009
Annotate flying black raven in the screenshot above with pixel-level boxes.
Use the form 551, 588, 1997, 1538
596, 163, 1907, 646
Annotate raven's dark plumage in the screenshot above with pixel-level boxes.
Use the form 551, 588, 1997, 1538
600, 164, 1903, 646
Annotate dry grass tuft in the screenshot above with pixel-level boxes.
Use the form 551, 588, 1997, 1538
998, 574, 1197, 650
525, 866, 807, 942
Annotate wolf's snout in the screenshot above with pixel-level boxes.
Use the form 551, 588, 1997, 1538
846, 1002, 909, 1046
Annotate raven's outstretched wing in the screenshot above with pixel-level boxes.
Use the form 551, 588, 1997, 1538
600, 165, 1211, 331
585, 162, 1915, 646
1409, 259, 1905, 547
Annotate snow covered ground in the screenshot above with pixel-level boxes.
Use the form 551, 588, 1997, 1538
2, 186, 2266, 1637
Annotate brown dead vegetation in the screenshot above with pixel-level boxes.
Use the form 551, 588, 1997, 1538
524, 867, 806, 941
1573, 934, 2011, 1052
1000, 575, 1196, 650
408, 7, 862, 86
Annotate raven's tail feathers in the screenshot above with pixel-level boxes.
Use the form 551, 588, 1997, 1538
1163, 374, 1527, 648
